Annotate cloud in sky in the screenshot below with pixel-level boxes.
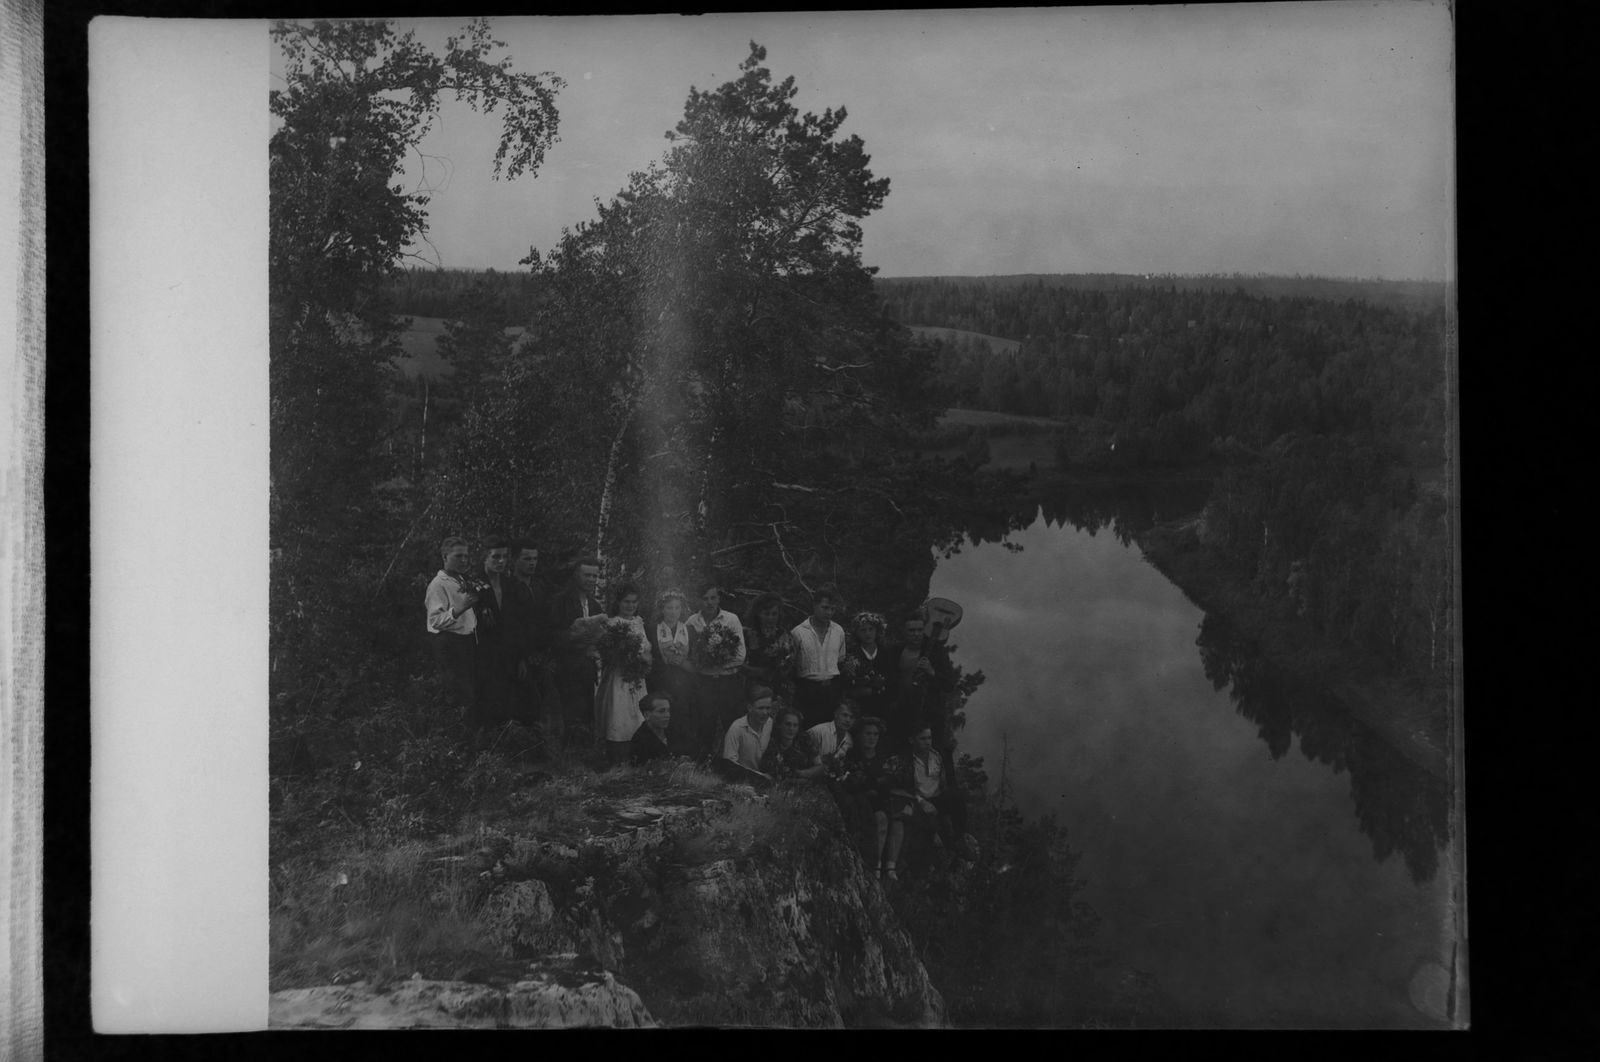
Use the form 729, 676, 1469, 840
314, 5, 1451, 278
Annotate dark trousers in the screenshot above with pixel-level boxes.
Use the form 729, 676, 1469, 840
557, 658, 598, 745
431, 632, 479, 712
929, 789, 968, 839
695, 673, 744, 757
795, 678, 840, 729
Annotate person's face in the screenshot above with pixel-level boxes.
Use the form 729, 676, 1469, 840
484, 547, 509, 574
577, 565, 599, 593
812, 599, 836, 623
855, 621, 878, 646
662, 598, 683, 624
861, 725, 881, 749
903, 620, 926, 646
748, 702, 772, 727
834, 706, 857, 732
646, 700, 671, 730
701, 589, 721, 615
912, 729, 934, 754
779, 713, 799, 741
444, 545, 470, 573
618, 593, 639, 618
514, 549, 539, 578
759, 603, 781, 628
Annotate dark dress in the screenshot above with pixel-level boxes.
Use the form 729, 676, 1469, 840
839, 643, 897, 722
743, 625, 798, 699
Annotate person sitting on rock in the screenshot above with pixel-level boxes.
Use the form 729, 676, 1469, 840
719, 685, 775, 775
838, 715, 896, 873
882, 722, 975, 881
806, 698, 857, 766
630, 691, 674, 765
760, 705, 826, 782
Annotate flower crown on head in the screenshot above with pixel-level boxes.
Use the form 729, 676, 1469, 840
853, 611, 886, 634
656, 587, 686, 609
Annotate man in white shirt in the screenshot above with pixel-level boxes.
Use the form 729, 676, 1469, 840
720, 686, 775, 774
790, 586, 847, 728
806, 699, 857, 762
424, 536, 480, 720
688, 584, 746, 755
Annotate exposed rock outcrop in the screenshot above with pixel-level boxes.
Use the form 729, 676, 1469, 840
272, 773, 945, 1028
270, 957, 654, 1029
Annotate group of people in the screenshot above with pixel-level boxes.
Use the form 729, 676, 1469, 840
424, 536, 973, 880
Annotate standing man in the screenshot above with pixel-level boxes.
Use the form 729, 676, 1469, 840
687, 584, 746, 757
475, 535, 533, 739
892, 610, 955, 746
790, 586, 847, 728
509, 539, 555, 729
424, 536, 481, 725
550, 556, 607, 746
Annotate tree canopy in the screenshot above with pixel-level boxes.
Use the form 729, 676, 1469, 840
448, 42, 961, 600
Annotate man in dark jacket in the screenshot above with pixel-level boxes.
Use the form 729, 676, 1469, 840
549, 556, 606, 745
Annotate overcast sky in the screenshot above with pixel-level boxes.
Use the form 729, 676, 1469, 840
280, 5, 1454, 280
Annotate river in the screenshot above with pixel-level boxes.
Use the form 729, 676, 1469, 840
928, 501, 1458, 1029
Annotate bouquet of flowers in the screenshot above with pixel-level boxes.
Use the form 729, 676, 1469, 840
695, 617, 742, 672
598, 619, 652, 685
758, 631, 796, 676
841, 653, 886, 695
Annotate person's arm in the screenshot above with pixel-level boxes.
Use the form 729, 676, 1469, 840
425, 577, 474, 633
834, 627, 847, 670
721, 722, 740, 763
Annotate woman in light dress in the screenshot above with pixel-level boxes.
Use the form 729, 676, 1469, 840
649, 588, 697, 757
596, 582, 651, 766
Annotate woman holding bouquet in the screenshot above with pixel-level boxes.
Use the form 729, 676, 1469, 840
841, 611, 896, 725
741, 592, 798, 700
595, 583, 652, 766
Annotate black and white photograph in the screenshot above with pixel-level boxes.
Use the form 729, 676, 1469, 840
86, 4, 1461, 1034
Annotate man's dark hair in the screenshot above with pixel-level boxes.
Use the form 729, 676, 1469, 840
639, 690, 671, 712
812, 585, 841, 607
482, 534, 511, 557
575, 555, 601, 570
747, 684, 774, 705
512, 541, 539, 558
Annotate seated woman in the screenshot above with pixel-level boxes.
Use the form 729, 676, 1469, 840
882, 722, 974, 882
759, 705, 826, 782
838, 715, 896, 874
630, 690, 674, 765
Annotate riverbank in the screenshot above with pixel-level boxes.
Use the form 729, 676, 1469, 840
1134, 516, 1453, 780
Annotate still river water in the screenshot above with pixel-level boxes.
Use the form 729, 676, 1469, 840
928, 505, 1458, 1029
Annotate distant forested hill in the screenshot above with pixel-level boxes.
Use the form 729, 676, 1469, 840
878, 274, 1449, 469
880, 273, 1447, 314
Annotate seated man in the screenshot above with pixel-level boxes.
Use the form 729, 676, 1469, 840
719, 685, 775, 776
882, 722, 975, 881
630, 691, 674, 765
806, 699, 857, 767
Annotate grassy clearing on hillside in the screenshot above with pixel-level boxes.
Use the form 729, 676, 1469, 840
908, 324, 1021, 354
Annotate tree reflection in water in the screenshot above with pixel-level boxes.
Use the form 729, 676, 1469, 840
1196, 610, 1449, 883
